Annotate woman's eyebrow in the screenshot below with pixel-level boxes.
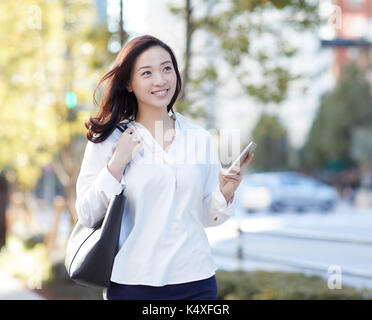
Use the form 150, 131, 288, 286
137, 60, 172, 72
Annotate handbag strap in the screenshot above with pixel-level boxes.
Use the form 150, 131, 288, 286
115, 122, 130, 186
115, 122, 128, 132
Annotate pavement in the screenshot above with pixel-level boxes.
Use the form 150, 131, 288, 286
0, 271, 45, 300
205, 203, 372, 290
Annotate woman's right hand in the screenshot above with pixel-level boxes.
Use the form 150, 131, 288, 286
107, 128, 143, 182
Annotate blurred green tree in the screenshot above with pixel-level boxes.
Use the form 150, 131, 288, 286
250, 113, 290, 172
0, 0, 115, 222
168, 0, 320, 122
301, 63, 372, 172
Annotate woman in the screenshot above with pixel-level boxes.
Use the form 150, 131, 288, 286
76, 35, 253, 300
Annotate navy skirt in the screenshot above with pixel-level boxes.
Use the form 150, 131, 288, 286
105, 275, 218, 300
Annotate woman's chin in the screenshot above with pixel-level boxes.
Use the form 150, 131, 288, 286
138, 97, 172, 110
151, 101, 171, 110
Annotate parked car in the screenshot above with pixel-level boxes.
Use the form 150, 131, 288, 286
236, 172, 340, 213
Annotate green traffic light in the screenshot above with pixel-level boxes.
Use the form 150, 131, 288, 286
65, 91, 77, 108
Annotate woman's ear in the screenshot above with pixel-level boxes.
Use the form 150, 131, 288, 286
126, 82, 132, 92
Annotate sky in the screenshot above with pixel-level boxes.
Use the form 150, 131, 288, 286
115, 0, 335, 149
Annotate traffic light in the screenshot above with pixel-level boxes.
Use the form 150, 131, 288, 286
65, 91, 77, 109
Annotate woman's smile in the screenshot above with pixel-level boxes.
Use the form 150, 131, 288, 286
151, 88, 169, 98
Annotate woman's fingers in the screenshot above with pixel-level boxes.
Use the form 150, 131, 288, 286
241, 153, 254, 167
224, 165, 241, 175
123, 128, 141, 144
124, 128, 134, 134
221, 173, 241, 182
224, 153, 254, 175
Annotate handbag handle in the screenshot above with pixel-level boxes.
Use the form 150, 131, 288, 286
115, 122, 129, 194
116, 122, 128, 133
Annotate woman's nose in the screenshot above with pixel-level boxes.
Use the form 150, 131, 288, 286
153, 71, 166, 86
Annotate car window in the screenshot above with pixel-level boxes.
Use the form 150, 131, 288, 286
245, 175, 276, 187
279, 177, 300, 185
247, 173, 328, 189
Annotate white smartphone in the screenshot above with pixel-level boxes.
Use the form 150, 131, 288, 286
226, 141, 256, 174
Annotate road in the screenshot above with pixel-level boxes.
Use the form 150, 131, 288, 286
205, 201, 372, 290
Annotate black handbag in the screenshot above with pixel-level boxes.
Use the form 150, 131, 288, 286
64, 123, 128, 288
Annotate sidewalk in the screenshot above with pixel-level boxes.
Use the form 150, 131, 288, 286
0, 271, 45, 300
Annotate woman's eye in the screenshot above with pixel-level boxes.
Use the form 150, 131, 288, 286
142, 71, 151, 76
164, 66, 172, 71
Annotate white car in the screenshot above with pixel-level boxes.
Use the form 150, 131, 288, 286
237, 172, 340, 213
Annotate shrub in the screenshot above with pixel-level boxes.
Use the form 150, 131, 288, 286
215, 270, 372, 300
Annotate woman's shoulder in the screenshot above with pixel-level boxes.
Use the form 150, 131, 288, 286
86, 127, 121, 154
91, 122, 128, 144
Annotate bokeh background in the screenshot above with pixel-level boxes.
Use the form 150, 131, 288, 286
0, 0, 372, 300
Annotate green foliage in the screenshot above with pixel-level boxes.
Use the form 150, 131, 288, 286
0, 235, 102, 299
172, 0, 319, 106
216, 270, 372, 300
301, 63, 372, 171
251, 112, 290, 171
0, 0, 114, 191
0, 235, 52, 286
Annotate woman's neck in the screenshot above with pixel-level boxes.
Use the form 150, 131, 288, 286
135, 108, 175, 136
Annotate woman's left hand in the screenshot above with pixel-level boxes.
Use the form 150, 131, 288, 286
219, 153, 254, 203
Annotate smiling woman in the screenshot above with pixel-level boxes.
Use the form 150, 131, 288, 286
73, 35, 254, 301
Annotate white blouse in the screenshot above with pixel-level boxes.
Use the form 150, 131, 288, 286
75, 112, 235, 286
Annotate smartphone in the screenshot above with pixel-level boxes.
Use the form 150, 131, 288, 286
226, 141, 256, 174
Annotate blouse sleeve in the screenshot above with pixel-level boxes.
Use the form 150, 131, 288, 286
75, 138, 125, 228
200, 134, 235, 228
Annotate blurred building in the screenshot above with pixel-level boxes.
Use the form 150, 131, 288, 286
319, 0, 372, 194
321, 0, 372, 78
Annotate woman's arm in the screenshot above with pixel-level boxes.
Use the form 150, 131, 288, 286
199, 133, 254, 228
75, 140, 125, 228
199, 135, 236, 228
76, 126, 143, 228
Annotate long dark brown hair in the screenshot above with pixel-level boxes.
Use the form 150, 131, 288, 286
85, 35, 182, 143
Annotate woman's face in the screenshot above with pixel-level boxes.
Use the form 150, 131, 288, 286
128, 46, 177, 111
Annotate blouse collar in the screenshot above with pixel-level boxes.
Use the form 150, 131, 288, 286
122, 112, 186, 163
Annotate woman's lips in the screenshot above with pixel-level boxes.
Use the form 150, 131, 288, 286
151, 89, 169, 98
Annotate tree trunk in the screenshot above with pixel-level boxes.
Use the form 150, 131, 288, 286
0, 173, 9, 249
181, 0, 193, 100
52, 137, 83, 230
119, 0, 128, 46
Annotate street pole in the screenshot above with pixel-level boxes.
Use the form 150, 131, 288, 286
0, 173, 9, 250
237, 221, 243, 270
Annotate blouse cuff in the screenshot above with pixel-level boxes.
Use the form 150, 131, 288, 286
210, 185, 235, 216
94, 164, 125, 200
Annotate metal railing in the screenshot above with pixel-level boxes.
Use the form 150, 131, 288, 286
211, 225, 372, 280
